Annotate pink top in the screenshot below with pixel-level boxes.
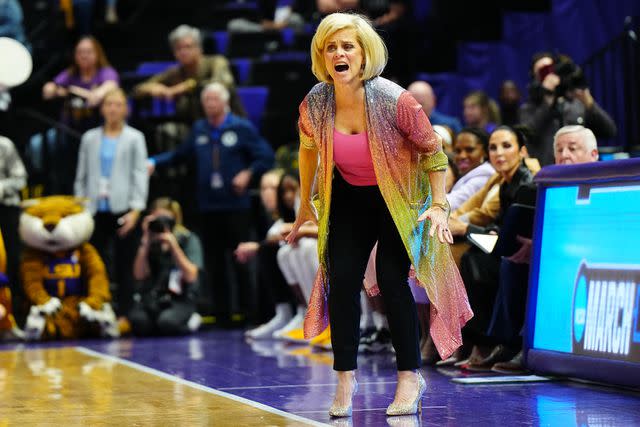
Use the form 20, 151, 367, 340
332, 129, 377, 186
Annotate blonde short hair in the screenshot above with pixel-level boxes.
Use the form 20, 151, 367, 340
311, 13, 387, 84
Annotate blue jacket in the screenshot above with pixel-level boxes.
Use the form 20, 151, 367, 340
152, 114, 274, 212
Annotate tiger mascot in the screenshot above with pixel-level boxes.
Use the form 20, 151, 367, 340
20, 196, 119, 340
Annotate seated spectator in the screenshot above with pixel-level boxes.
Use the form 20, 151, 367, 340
228, 0, 306, 33
463, 90, 500, 134
148, 82, 274, 324
255, 168, 285, 236
447, 128, 494, 211
444, 151, 459, 193
519, 52, 616, 166
273, 173, 319, 342
433, 124, 455, 155
553, 124, 599, 165
450, 127, 539, 368
449, 146, 540, 250
448, 127, 539, 239
130, 198, 203, 335
241, 172, 319, 342
74, 88, 148, 318
42, 36, 119, 121
499, 80, 521, 127
235, 169, 297, 339
484, 125, 601, 373
42, 36, 120, 194
134, 24, 244, 121
408, 81, 462, 133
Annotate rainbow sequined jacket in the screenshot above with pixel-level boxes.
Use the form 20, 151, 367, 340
299, 77, 473, 359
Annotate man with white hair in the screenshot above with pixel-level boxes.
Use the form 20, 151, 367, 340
407, 80, 462, 133
149, 83, 274, 325
134, 24, 244, 120
553, 125, 599, 165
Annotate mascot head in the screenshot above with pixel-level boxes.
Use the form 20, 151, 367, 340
19, 196, 94, 253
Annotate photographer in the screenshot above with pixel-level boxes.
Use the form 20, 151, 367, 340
519, 52, 616, 166
129, 198, 203, 336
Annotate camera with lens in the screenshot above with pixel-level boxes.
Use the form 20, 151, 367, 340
148, 216, 176, 233
529, 54, 588, 103
553, 54, 588, 97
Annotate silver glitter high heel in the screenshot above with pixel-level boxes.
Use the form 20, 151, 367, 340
329, 380, 358, 417
386, 372, 426, 416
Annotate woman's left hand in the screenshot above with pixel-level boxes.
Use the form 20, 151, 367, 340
418, 207, 453, 244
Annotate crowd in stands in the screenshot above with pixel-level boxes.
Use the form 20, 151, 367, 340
0, 0, 622, 374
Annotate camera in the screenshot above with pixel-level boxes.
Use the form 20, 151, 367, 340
148, 216, 176, 233
553, 55, 588, 97
529, 54, 588, 103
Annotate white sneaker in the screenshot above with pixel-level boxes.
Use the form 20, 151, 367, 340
245, 303, 293, 339
272, 307, 305, 339
187, 312, 202, 332
246, 312, 293, 339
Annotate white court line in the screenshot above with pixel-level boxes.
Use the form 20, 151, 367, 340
75, 347, 329, 427
220, 381, 397, 391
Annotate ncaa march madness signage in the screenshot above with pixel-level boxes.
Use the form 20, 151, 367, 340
572, 262, 640, 361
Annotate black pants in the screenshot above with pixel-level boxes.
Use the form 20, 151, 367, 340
129, 297, 196, 336
91, 212, 138, 315
258, 243, 294, 304
487, 258, 529, 346
201, 210, 254, 322
328, 172, 420, 371
459, 246, 500, 346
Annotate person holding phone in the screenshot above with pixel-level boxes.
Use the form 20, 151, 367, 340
130, 198, 203, 336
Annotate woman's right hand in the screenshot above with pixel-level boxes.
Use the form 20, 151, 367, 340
285, 201, 317, 245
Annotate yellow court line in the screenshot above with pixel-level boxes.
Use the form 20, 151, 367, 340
0, 346, 327, 426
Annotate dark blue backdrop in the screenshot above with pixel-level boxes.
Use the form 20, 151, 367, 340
416, 0, 640, 149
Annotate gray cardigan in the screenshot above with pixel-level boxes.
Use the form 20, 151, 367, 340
74, 125, 148, 215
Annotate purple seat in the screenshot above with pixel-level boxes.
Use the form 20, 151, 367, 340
211, 31, 229, 55
236, 86, 269, 130
231, 58, 252, 85
136, 62, 177, 77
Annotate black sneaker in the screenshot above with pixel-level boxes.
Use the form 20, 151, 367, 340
359, 327, 377, 353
